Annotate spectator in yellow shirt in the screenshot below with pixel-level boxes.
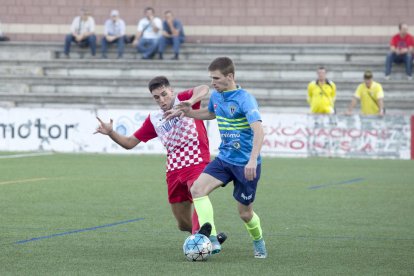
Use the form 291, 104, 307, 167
346, 71, 384, 116
307, 66, 336, 114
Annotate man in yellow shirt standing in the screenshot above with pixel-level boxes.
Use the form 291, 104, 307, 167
307, 66, 336, 114
346, 71, 384, 116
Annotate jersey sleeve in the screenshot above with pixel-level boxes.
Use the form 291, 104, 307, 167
307, 82, 313, 103
354, 84, 362, 98
330, 82, 337, 100
241, 94, 262, 124
133, 115, 157, 142
375, 84, 384, 99
390, 35, 397, 47
208, 95, 215, 113
177, 89, 201, 109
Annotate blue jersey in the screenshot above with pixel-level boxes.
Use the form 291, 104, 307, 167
208, 86, 262, 166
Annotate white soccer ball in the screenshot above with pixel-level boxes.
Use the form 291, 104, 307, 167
183, 233, 212, 261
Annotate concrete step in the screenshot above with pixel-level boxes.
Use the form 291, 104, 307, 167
2, 92, 413, 110
0, 64, 407, 80
0, 41, 390, 61
1, 76, 412, 93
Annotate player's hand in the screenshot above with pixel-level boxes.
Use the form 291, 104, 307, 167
94, 117, 114, 135
164, 109, 185, 120
175, 100, 193, 113
244, 159, 257, 181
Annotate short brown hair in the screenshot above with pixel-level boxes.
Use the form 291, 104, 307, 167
148, 76, 170, 92
363, 70, 373, 79
208, 57, 235, 76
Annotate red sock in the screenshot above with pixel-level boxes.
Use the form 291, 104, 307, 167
191, 208, 200, 234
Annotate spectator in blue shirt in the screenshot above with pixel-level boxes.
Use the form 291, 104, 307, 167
101, 10, 126, 59
158, 11, 185, 60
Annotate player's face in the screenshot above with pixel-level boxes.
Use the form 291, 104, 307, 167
364, 78, 372, 87
400, 24, 408, 36
151, 86, 174, 111
317, 69, 326, 82
209, 70, 233, 92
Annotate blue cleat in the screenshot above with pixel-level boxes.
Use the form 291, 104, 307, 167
209, 235, 221, 255
253, 238, 267, 259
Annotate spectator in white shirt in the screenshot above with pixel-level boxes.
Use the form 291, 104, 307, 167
101, 10, 126, 59
132, 7, 162, 59
64, 8, 96, 58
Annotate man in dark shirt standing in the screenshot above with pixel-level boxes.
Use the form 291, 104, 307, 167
158, 11, 185, 60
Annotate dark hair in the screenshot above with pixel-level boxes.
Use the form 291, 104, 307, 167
208, 57, 235, 76
399, 22, 407, 30
145, 7, 154, 13
317, 66, 326, 71
148, 76, 170, 92
164, 10, 173, 15
363, 70, 373, 79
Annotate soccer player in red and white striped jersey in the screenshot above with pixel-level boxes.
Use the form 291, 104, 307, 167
95, 76, 210, 234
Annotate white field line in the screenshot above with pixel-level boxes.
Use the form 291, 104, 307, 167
0, 177, 49, 186
0, 152, 54, 159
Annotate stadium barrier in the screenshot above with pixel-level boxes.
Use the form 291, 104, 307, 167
0, 107, 412, 160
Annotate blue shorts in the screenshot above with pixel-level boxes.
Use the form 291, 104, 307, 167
203, 158, 261, 205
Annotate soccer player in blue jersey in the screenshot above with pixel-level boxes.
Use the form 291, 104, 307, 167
166, 57, 267, 258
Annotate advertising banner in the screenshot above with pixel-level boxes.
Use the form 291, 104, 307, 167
0, 108, 412, 160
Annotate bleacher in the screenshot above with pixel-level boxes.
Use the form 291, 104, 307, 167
0, 41, 413, 112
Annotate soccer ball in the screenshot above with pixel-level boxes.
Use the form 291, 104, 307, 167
183, 233, 212, 261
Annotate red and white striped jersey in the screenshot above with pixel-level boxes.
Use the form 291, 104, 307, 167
134, 89, 210, 172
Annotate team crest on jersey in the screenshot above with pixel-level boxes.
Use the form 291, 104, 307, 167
233, 141, 241, 149
229, 105, 237, 115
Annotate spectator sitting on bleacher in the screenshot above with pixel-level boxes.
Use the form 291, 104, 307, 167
158, 10, 185, 60
133, 7, 162, 59
0, 21, 10, 41
345, 71, 384, 116
101, 10, 126, 59
64, 8, 96, 58
385, 23, 413, 80
307, 66, 336, 114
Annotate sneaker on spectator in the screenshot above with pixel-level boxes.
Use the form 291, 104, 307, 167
384, 75, 390, 80
408, 75, 413, 81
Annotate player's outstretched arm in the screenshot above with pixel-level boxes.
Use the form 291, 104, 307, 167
244, 121, 264, 181
94, 117, 140, 150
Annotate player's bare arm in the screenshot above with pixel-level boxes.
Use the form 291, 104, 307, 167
164, 85, 211, 120
245, 121, 264, 181
94, 117, 140, 149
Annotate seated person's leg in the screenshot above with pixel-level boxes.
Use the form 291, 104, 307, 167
158, 36, 168, 59
145, 38, 159, 59
64, 34, 75, 56
385, 52, 397, 77
172, 36, 181, 59
403, 53, 413, 77
117, 36, 125, 58
137, 38, 147, 54
101, 37, 109, 58
87, 34, 97, 56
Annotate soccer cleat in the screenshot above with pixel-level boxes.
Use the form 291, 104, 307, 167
217, 232, 227, 244
197, 222, 212, 238
209, 235, 221, 255
253, 238, 267, 259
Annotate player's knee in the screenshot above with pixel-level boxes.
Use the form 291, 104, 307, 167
239, 209, 253, 222
190, 182, 203, 198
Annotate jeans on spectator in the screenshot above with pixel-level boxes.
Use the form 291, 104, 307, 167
158, 36, 185, 55
385, 52, 413, 77
64, 34, 97, 56
101, 36, 125, 58
137, 38, 159, 58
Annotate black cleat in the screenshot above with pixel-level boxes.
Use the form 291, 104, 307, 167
197, 222, 212, 237
217, 232, 227, 244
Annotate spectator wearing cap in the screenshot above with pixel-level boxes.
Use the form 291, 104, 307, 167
385, 23, 413, 80
346, 71, 385, 116
64, 9, 96, 58
158, 10, 185, 60
307, 66, 336, 114
101, 10, 126, 59
133, 7, 162, 59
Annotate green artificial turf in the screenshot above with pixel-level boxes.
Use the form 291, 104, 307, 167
0, 153, 413, 275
